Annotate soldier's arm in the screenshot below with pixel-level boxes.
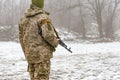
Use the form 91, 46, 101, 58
40, 20, 59, 48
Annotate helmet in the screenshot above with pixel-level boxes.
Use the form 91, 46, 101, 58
32, 0, 44, 8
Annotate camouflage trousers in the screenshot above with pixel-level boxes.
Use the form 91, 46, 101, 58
28, 60, 50, 80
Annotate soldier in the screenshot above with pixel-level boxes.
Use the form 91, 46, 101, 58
19, 0, 59, 80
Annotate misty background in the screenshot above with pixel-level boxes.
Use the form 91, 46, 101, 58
0, 0, 120, 42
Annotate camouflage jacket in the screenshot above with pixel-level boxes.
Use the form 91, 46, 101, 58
19, 4, 59, 63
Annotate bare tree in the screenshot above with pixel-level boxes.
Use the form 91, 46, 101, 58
87, 0, 105, 38
104, 0, 120, 39
78, 0, 86, 39
1, 0, 120, 41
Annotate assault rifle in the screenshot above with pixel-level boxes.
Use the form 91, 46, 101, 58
37, 21, 72, 53
52, 25, 72, 53
58, 39, 72, 53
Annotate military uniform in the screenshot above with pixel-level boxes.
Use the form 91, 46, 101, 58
19, 2, 59, 80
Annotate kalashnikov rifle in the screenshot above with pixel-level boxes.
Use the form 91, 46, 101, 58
51, 24, 72, 53
37, 19, 72, 53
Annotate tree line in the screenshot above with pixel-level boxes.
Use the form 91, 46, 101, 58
0, 0, 120, 41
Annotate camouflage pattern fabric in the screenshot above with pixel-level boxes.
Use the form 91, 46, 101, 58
19, 4, 58, 80
28, 60, 50, 80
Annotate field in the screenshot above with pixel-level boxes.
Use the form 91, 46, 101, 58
0, 42, 120, 80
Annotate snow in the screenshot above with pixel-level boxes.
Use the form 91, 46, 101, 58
0, 41, 120, 80
56, 28, 79, 41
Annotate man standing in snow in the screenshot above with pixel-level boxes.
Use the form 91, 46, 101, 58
19, 0, 59, 80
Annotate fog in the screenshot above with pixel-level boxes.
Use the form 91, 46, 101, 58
0, 0, 120, 42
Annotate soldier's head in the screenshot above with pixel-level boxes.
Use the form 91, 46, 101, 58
31, 0, 44, 8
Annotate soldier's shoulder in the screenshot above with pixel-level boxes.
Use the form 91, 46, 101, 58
19, 16, 29, 28
20, 16, 27, 23
37, 13, 51, 22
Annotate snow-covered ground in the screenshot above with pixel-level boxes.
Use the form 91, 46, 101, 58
0, 42, 120, 80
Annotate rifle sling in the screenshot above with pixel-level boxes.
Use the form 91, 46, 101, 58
37, 22, 55, 50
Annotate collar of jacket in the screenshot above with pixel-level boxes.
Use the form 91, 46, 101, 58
25, 4, 44, 17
